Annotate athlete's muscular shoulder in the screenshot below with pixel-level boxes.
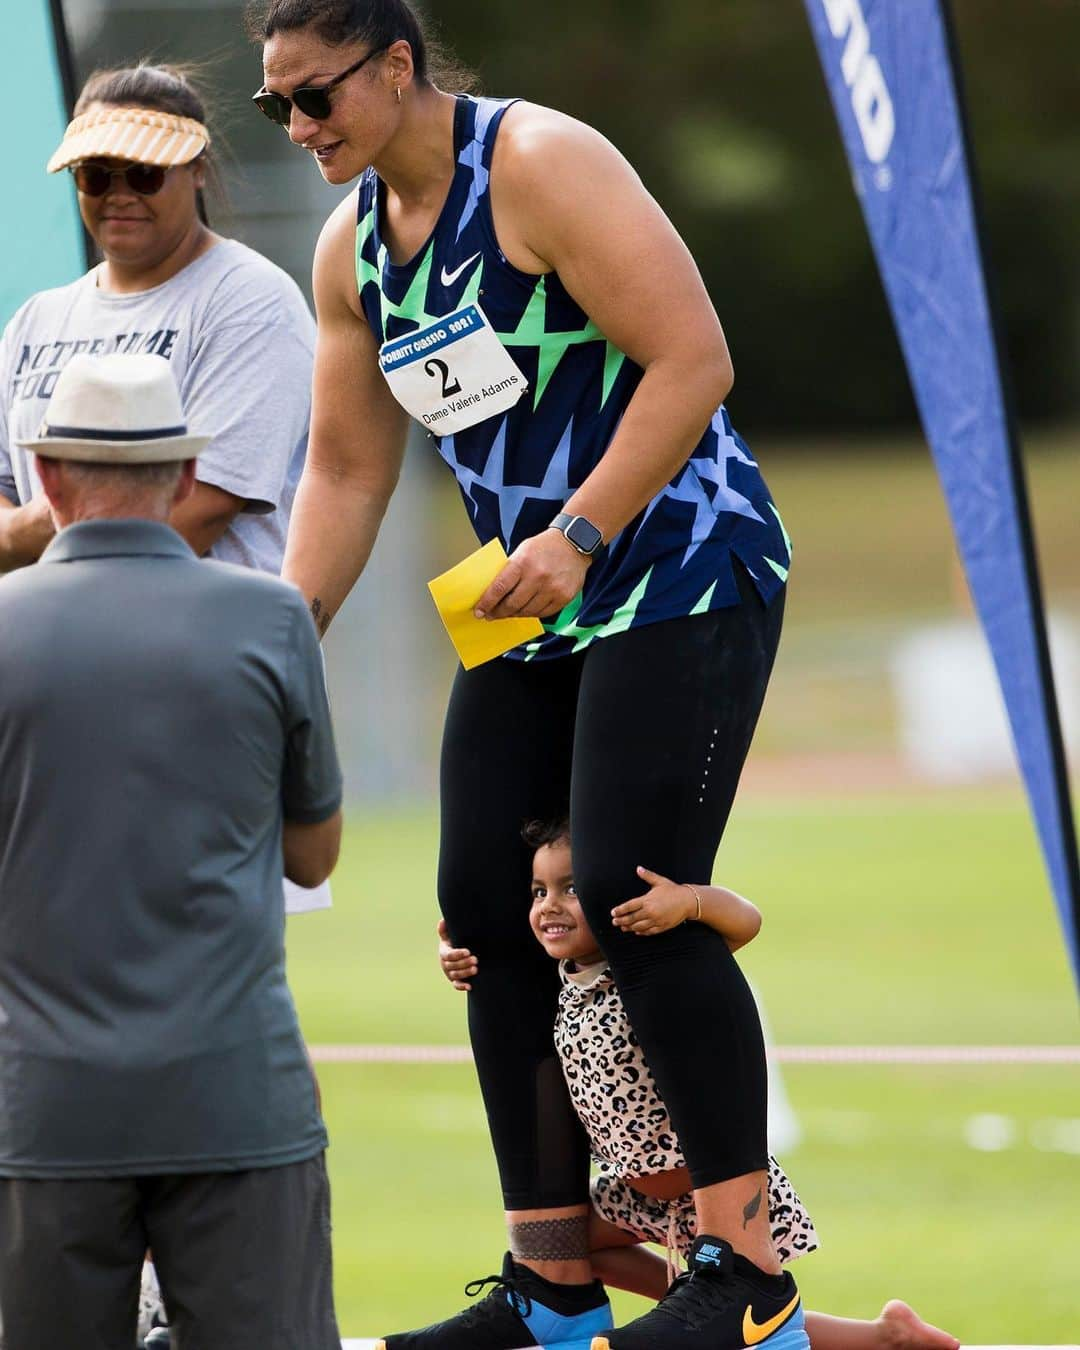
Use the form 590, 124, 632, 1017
313, 188, 366, 323
490, 101, 649, 275
308, 186, 406, 472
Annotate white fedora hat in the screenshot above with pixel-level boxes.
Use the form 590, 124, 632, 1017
17, 353, 211, 462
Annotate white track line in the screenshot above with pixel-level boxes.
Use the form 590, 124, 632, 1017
340, 1343, 1076, 1349
310, 1044, 1080, 1065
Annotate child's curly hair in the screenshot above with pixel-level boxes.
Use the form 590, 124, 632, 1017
520, 817, 570, 852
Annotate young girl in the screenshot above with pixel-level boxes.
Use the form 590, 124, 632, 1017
438, 820, 958, 1350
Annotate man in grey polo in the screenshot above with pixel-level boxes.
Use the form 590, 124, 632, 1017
0, 354, 343, 1350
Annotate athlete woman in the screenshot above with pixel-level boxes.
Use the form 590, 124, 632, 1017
248, 5, 798, 1349
0, 64, 313, 578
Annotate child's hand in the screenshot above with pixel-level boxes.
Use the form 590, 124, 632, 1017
437, 918, 478, 991
611, 867, 695, 936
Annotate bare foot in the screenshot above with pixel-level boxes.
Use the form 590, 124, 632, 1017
878, 1300, 960, 1350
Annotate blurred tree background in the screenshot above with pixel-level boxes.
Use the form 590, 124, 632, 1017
67, 0, 1080, 433
440, 0, 1080, 431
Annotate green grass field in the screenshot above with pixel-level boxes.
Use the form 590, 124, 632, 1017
285, 794, 1079, 1343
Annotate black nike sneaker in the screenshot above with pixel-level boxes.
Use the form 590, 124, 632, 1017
377, 1251, 612, 1350
591, 1235, 809, 1350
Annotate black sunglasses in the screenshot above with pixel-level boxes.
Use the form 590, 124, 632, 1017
252, 46, 387, 126
71, 161, 169, 197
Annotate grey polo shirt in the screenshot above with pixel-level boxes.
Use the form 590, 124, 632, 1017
0, 520, 342, 1177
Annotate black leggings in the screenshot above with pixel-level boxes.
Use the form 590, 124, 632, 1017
438, 567, 785, 1210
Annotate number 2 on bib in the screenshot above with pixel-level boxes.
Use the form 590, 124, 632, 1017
378, 304, 528, 436
424, 358, 462, 399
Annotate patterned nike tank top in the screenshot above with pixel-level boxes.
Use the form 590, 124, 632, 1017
355, 95, 792, 661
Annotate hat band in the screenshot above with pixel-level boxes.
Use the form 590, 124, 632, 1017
44, 422, 188, 442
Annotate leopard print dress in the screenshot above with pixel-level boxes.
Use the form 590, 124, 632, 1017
555, 960, 818, 1265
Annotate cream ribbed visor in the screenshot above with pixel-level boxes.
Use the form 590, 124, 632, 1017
47, 107, 210, 174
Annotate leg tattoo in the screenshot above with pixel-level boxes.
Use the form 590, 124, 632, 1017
742, 1188, 763, 1230
510, 1215, 591, 1263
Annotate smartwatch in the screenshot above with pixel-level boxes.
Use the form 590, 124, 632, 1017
549, 512, 604, 557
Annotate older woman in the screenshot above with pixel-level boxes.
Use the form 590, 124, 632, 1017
249, 4, 799, 1350
0, 62, 313, 576
0, 65, 328, 908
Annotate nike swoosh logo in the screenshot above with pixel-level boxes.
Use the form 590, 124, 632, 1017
743, 1293, 801, 1346
440, 252, 482, 288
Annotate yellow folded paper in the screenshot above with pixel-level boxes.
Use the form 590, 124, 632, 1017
428, 539, 544, 670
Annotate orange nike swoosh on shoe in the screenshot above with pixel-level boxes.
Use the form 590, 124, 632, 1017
743, 1292, 801, 1346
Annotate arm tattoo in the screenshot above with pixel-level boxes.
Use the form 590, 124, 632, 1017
310, 597, 331, 637
742, 1187, 763, 1230
510, 1215, 590, 1262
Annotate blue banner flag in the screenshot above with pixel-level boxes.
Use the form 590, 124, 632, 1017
803, 0, 1080, 990
3, 0, 86, 326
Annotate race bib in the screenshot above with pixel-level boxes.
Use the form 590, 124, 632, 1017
378, 305, 528, 436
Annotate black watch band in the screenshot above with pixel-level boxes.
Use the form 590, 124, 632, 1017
549, 512, 603, 557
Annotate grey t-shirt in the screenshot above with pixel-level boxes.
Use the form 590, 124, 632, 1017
0, 239, 314, 573
0, 520, 342, 1177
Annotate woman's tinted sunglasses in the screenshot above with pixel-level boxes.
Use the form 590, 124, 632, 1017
71, 162, 168, 197
252, 46, 386, 127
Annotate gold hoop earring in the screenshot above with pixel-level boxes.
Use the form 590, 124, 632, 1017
395, 85, 402, 104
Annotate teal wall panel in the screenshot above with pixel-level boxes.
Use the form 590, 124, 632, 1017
4, 0, 86, 326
